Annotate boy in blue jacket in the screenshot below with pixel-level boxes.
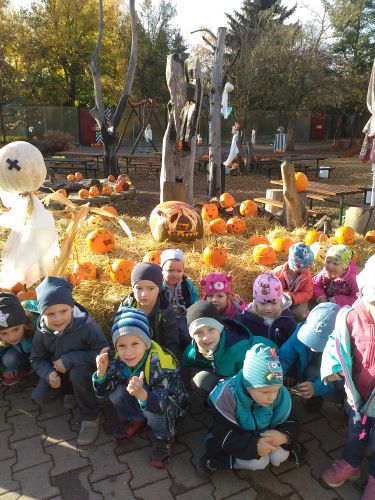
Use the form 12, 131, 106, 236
279, 302, 343, 410
31, 277, 108, 447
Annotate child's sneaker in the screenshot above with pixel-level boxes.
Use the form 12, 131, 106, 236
197, 455, 218, 478
363, 474, 375, 500
77, 415, 100, 447
322, 459, 360, 487
150, 437, 174, 468
112, 419, 147, 442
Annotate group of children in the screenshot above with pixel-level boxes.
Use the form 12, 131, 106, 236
0, 243, 373, 497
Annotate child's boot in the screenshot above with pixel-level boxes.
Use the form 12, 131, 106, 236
150, 437, 174, 468
362, 474, 375, 500
77, 415, 100, 447
112, 419, 147, 442
322, 458, 360, 487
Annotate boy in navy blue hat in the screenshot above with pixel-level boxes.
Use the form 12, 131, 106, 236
93, 306, 188, 468
30, 276, 108, 447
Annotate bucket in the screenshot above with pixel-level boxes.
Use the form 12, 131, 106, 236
318, 167, 329, 179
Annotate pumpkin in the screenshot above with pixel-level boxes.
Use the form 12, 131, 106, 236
365, 230, 375, 243
117, 174, 131, 188
248, 234, 270, 247
202, 154, 209, 161
253, 244, 276, 266
86, 228, 115, 254
74, 172, 83, 181
335, 226, 356, 245
142, 250, 161, 265
108, 175, 116, 182
67, 173, 75, 182
201, 203, 219, 222
56, 188, 67, 198
89, 186, 100, 198
271, 237, 293, 254
203, 245, 227, 268
79, 188, 89, 199
219, 192, 236, 208
87, 215, 103, 227
1, 282, 24, 295
239, 199, 258, 217
304, 230, 328, 246
101, 205, 118, 220
17, 288, 37, 301
295, 172, 309, 192
149, 201, 203, 242
121, 182, 130, 191
102, 185, 112, 196
109, 259, 135, 283
226, 217, 246, 234
114, 184, 123, 193
310, 241, 329, 262
209, 217, 227, 234
68, 262, 97, 286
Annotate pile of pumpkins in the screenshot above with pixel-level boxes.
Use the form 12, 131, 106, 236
56, 174, 132, 199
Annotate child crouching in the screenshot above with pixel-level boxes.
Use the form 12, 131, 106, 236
198, 343, 298, 476
93, 307, 188, 468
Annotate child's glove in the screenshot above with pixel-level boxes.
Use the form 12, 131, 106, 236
96, 347, 109, 378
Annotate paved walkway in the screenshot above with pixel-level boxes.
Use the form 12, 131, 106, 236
0, 376, 368, 500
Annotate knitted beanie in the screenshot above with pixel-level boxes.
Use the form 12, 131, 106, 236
243, 343, 283, 388
253, 272, 283, 303
112, 307, 152, 348
200, 273, 232, 299
288, 242, 314, 271
326, 245, 351, 270
0, 292, 28, 330
131, 262, 163, 290
186, 301, 224, 337
160, 249, 185, 268
36, 277, 74, 315
297, 302, 340, 352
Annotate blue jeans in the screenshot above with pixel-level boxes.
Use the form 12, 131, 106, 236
342, 401, 375, 477
109, 384, 169, 439
1, 347, 30, 372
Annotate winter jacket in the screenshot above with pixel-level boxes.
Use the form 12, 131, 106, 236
279, 323, 336, 397
92, 340, 188, 436
221, 299, 247, 320
162, 276, 199, 310
240, 295, 296, 348
182, 318, 276, 377
0, 300, 39, 357
312, 260, 359, 307
321, 299, 375, 418
120, 291, 179, 356
205, 371, 298, 469
30, 303, 108, 383
274, 263, 313, 305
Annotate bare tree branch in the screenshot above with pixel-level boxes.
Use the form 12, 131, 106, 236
88, 0, 105, 125
202, 36, 216, 51
191, 28, 217, 41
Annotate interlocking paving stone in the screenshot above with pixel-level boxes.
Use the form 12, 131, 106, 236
291, 395, 325, 423
0, 458, 19, 494
36, 400, 71, 422
210, 469, 252, 499
279, 464, 337, 500
52, 465, 101, 499
92, 472, 135, 499
48, 439, 89, 477
302, 418, 347, 452
115, 434, 151, 456
133, 478, 174, 499
5, 391, 39, 418
118, 447, 168, 489
175, 483, 215, 499
0, 431, 16, 461
220, 487, 258, 500
13, 462, 60, 499
168, 451, 207, 495
236, 468, 294, 497
0, 389, 9, 408
8, 414, 43, 443
0, 407, 12, 432
177, 429, 207, 466
11, 435, 51, 472
42, 415, 77, 447
0, 492, 21, 499
82, 441, 126, 483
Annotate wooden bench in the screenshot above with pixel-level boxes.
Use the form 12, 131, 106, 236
294, 164, 335, 178
123, 161, 161, 176
254, 197, 323, 219
45, 158, 100, 178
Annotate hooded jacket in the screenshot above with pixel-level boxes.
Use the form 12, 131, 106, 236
30, 302, 108, 383
162, 276, 199, 311
240, 295, 296, 348
182, 318, 276, 377
273, 263, 313, 305
312, 260, 359, 307
120, 290, 179, 355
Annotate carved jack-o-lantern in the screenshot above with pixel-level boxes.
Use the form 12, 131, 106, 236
87, 215, 103, 227
109, 259, 135, 283
86, 228, 115, 254
226, 217, 246, 235
201, 203, 219, 222
102, 185, 112, 196
68, 262, 97, 286
89, 186, 100, 198
149, 201, 203, 242
143, 250, 161, 265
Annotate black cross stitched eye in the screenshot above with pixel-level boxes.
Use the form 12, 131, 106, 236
6, 158, 21, 171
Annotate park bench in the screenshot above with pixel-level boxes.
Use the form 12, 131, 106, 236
254, 197, 324, 220
44, 157, 100, 178
123, 159, 161, 176
294, 164, 335, 178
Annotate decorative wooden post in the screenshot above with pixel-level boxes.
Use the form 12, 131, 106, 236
160, 55, 203, 204
281, 161, 306, 227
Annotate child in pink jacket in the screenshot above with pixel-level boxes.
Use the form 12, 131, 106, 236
312, 245, 358, 307
200, 273, 246, 320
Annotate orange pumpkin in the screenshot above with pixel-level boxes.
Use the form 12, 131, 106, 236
304, 230, 328, 246
114, 184, 123, 193
89, 186, 100, 198
295, 172, 309, 192
271, 237, 293, 254
239, 199, 258, 217
201, 203, 219, 222
79, 189, 89, 199
335, 226, 356, 245
101, 205, 118, 220
86, 228, 115, 254
66, 173, 75, 182
203, 245, 227, 267
226, 217, 246, 234
108, 175, 116, 182
102, 185, 112, 196
209, 217, 227, 234
121, 182, 130, 191
56, 188, 67, 198
17, 288, 37, 301
248, 234, 270, 247
142, 251, 161, 265
253, 244, 276, 266
109, 259, 135, 283
68, 262, 97, 286
365, 230, 375, 243
219, 192, 236, 208
74, 172, 83, 181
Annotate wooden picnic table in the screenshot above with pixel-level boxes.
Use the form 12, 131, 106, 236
256, 154, 328, 178
276, 155, 327, 176
44, 157, 99, 178
56, 149, 103, 167
271, 179, 366, 224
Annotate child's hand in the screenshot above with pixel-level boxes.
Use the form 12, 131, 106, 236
96, 347, 109, 377
127, 372, 147, 401
257, 437, 278, 457
53, 359, 67, 374
316, 295, 328, 304
297, 381, 314, 399
48, 370, 61, 388
260, 430, 288, 447
323, 371, 344, 384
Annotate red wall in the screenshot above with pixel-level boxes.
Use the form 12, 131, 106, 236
79, 107, 97, 146
310, 112, 327, 140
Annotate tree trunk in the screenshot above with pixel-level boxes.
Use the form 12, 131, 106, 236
281, 161, 305, 228
101, 128, 117, 177
208, 27, 227, 197
286, 106, 297, 152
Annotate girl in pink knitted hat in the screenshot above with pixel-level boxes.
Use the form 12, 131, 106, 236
200, 273, 246, 320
